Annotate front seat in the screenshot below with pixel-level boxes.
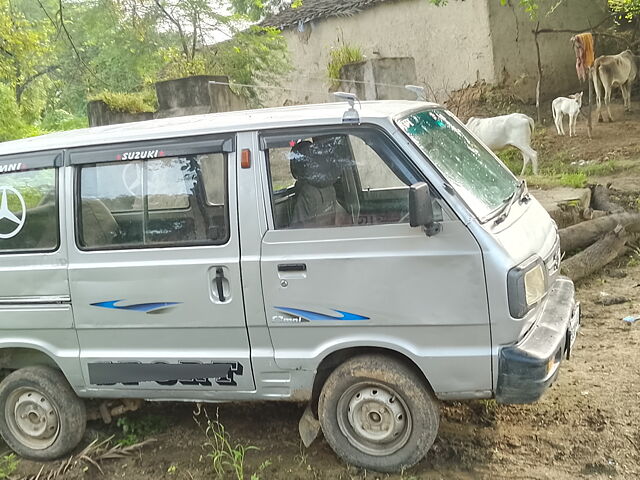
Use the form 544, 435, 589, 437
289, 141, 345, 228
81, 198, 121, 247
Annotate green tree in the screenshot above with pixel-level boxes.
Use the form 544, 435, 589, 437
117, 0, 290, 102
0, 0, 56, 129
35, 0, 291, 112
609, 0, 640, 18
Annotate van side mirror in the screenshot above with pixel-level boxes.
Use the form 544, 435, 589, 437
409, 182, 441, 237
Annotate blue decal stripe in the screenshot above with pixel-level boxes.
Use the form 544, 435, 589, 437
275, 307, 369, 321
91, 300, 181, 313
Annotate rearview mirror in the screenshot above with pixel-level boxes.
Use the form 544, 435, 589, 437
409, 182, 441, 237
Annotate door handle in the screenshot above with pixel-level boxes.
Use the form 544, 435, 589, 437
277, 263, 307, 272
215, 267, 226, 302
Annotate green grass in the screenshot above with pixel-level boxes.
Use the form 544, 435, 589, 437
0, 454, 18, 479
196, 409, 270, 480
497, 148, 626, 189
327, 45, 365, 89
89, 90, 157, 113
116, 413, 169, 446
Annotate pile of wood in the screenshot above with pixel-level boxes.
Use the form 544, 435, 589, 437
559, 184, 639, 281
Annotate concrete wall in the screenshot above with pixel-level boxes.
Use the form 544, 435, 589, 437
87, 101, 154, 128
339, 58, 418, 100
89, 76, 247, 127
267, 0, 495, 106
487, 0, 610, 100
266, 0, 611, 107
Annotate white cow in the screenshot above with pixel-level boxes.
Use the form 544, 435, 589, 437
592, 49, 640, 122
466, 113, 538, 175
552, 92, 583, 137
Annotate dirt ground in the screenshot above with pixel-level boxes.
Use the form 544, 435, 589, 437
8, 101, 640, 480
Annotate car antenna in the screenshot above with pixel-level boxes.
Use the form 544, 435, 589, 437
405, 85, 427, 101
333, 92, 360, 124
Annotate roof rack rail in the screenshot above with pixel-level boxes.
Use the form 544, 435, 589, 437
405, 85, 427, 101
333, 92, 360, 124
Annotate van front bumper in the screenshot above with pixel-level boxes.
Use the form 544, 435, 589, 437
496, 277, 580, 404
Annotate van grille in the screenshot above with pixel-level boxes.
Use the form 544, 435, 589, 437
545, 235, 561, 277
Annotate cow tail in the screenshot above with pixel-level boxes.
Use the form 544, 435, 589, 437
592, 61, 603, 94
528, 116, 535, 135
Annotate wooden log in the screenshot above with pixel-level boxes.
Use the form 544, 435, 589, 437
559, 212, 640, 252
590, 184, 625, 213
590, 209, 610, 219
561, 224, 628, 281
553, 206, 603, 229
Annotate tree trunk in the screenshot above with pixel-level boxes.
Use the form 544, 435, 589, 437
534, 27, 542, 125
587, 68, 593, 139
561, 225, 628, 281
591, 184, 624, 213
559, 212, 640, 253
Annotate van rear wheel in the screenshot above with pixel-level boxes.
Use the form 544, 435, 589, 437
0, 366, 86, 460
318, 354, 439, 473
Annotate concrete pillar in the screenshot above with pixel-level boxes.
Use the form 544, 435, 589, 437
339, 57, 418, 101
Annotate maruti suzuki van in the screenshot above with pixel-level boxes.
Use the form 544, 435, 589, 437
0, 99, 579, 472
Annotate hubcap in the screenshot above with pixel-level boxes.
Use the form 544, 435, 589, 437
6, 388, 60, 450
337, 382, 411, 456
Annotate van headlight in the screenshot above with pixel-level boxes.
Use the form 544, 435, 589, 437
507, 257, 548, 318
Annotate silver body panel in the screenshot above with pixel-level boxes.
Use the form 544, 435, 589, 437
0, 101, 562, 403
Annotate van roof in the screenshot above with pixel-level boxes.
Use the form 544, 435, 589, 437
0, 100, 438, 157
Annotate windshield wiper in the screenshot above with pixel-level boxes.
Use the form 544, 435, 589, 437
493, 180, 528, 226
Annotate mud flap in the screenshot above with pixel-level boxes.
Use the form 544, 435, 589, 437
298, 404, 320, 447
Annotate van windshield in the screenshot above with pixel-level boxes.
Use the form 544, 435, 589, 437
398, 109, 518, 221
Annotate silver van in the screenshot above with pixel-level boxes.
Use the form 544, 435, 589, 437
0, 99, 579, 472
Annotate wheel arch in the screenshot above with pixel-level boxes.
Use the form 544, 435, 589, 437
0, 346, 60, 370
0, 335, 85, 393
308, 346, 435, 416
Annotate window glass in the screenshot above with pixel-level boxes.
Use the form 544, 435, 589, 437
0, 167, 58, 253
266, 130, 425, 229
199, 153, 226, 205
78, 153, 227, 249
398, 109, 518, 221
351, 136, 405, 190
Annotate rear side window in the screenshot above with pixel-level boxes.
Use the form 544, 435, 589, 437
77, 153, 228, 250
0, 167, 58, 253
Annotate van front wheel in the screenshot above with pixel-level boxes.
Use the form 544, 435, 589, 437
0, 366, 86, 460
318, 354, 439, 473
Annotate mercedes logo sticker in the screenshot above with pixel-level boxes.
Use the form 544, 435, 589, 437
0, 186, 26, 239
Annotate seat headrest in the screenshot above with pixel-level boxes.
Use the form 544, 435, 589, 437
289, 140, 340, 189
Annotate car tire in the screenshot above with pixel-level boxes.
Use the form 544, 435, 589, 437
0, 366, 86, 460
318, 354, 439, 473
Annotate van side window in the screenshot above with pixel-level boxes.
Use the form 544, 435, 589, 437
77, 153, 228, 249
265, 129, 439, 229
0, 167, 58, 253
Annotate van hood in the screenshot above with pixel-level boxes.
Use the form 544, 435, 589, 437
491, 196, 557, 265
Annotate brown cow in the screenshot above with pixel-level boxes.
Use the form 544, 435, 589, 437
592, 49, 640, 122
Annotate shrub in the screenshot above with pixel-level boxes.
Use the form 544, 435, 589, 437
0, 84, 42, 141
90, 91, 157, 113
327, 45, 365, 89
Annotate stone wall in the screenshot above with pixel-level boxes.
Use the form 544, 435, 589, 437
88, 75, 247, 127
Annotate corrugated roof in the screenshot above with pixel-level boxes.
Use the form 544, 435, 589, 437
262, 0, 392, 29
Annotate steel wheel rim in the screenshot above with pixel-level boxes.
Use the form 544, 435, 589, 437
336, 381, 412, 456
5, 387, 60, 450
